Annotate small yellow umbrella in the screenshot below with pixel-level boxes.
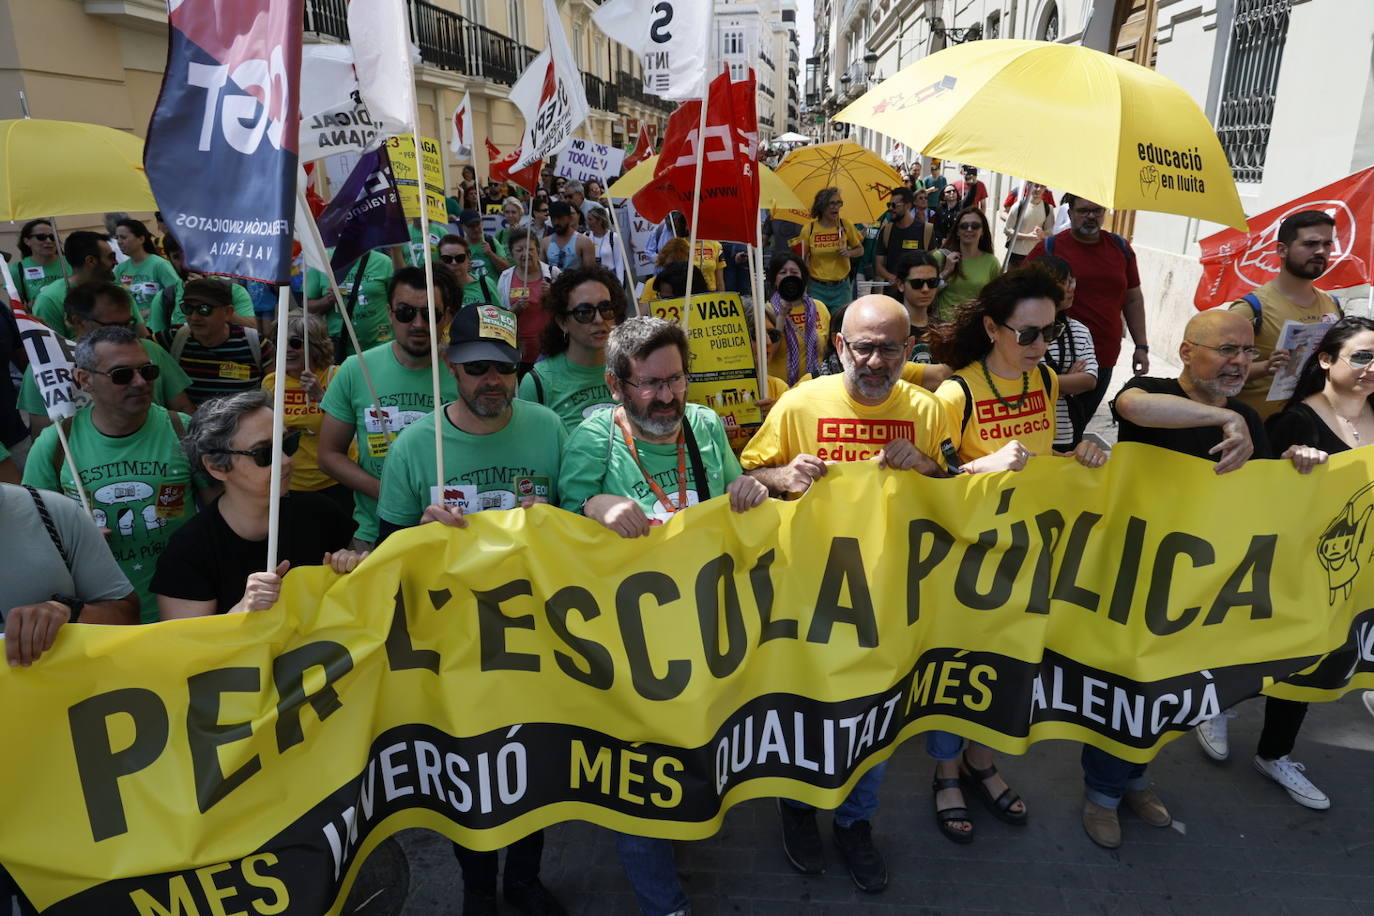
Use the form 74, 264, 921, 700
771, 140, 905, 226
0, 118, 156, 220
834, 39, 1247, 230
605, 155, 805, 212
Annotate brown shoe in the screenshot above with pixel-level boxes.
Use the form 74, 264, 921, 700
1124, 788, 1172, 827
1082, 798, 1121, 849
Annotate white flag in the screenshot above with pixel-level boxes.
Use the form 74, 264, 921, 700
347, 0, 418, 140
450, 92, 475, 159
509, 0, 589, 170
299, 44, 384, 160
592, 0, 710, 101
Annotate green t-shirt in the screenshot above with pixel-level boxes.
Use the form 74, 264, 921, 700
17, 337, 191, 418
558, 403, 741, 520
462, 274, 501, 307
9, 256, 66, 303
405, 221, 454, 267
31, 279, 151, 338
319, 341, 460, 542
304, 250, 394, 350
933, 249, 1002, 320
517, 354, 616, 433
469, 234, 509, 282
377, 399, 567, 529
22, 404, 196, 622
156, 281, 256, 332
115, 255, 183, 325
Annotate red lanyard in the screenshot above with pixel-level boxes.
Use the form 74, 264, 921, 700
614, 407, 688, 515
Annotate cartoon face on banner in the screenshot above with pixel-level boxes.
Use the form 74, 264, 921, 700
1231, 201, 1356, 288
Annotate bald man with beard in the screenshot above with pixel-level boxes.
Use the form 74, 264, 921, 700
739, 295, 952, 893
1081, 308, 1328, 850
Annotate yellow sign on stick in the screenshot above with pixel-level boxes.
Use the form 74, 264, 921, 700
387, 134, 446, 225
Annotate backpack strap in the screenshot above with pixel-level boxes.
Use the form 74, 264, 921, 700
1044, 234, 1055, 257
23, 484, 70, 571
160, 285, 178, 332
1037, 362, 1052, 399
169, 324, 192, 362
952, 374, 974, 433
528, 366, 546, 404
1107, 231, 1134, 260
681, 413, 711, 502
167, 409, 187, 442
242, 325, 262, 369
922, 220, 934, 249
48, 417, 75, 480
1241, 292, 1263, 333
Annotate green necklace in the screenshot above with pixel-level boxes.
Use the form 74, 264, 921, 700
980, 358, 1030, 411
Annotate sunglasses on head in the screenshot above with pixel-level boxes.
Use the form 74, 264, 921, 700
906, 277, 940, 289
88, 363, 161, 385
568, 300, 617, 323
213, 430, 303, 467
27, 233, 55, 242
999, 321, 1065, 346
460, 360, 518, 376
391, 305, 434, 324
185, 301, 222, 316
439, 253, 468, 264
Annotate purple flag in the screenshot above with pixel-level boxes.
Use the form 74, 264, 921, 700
144, 0, 303, 283
316, 146, 412, 273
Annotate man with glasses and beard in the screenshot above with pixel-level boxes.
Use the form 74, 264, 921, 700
1228, 210, 1343, 419
873, 187, 936, 297
739, 294, 951, 895
1080, 308, 1328, 850
556, 315, 767, 916
375, 303, 565, 537
318, 267, 461, 549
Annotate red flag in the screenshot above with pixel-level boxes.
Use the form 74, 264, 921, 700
633, 69, 762, 245
487, 139, 543, 195
624, 123, 654, 171
1195, 166, 1374, 310
304, 162, 327, 217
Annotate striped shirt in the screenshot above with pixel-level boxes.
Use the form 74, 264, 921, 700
164, 325, 264, 406
1044, 316, 1098, 449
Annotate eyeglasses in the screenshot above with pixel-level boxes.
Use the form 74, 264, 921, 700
999, 321, 1065, 346
568, 300, 617, 323
1185, 341, 1261, 360
391, 305, 434, 324
845, 340, 905, 359
212, 430, 303, 467
621, 373, 688, 396
27, 233, 55, 242
766, 328, 783, 343
905, 277, 940, 289
1072, 206, 1106, 217
439, 253, 468, 264
87, 363, 161, 385
185, 302, 222, 317
460, 360, 518, 376
958, 222, 983, 231
287, 337, 304, 350
1339, 349, 1374, 370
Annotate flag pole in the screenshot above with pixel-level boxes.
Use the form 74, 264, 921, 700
51, 418, 91, 517
750, 60, 768, 395
266, 284, 291, 572
595, 160, 641, 317
409, 127, 447, 503
679, 5, 716, 314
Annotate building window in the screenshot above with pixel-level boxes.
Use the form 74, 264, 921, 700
987, 11, 1000, 39
1217, 0, 1291, 183
1039, 2, 1058, 42
462, 0, 483, 25
724, 31, 744, 56
507, 0, 523, 43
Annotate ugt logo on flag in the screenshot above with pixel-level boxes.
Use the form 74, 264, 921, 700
145, 0, 303, 283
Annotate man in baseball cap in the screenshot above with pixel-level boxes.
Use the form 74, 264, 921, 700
459, 208, 510, 281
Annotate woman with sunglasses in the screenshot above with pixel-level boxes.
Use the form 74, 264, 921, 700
437, 235, 501, 308
154, 390, 364, 618
498, 228, 557, 371
933, 207, 1001, 320
517, 265, 627, 431
801, 187, 863, 314
9, 219, 64, 304
262, 312, 353, 515
113, 218, 182, 326
924, 268, 1107, 846
931, 185, 963, 253
767, 252, 829, 386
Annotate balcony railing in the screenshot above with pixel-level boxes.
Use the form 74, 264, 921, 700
583, 72, 619, 112
616, 70, 676, 113
303, 0, 348, 41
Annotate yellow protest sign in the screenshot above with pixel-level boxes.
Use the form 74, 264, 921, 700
3, 446, 1372, 913
651, 292, 762, 449
387, 133, 446, 225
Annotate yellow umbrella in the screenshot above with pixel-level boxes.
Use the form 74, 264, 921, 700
771, 141, 904, 226
0, 118, 156, 220
834, 39, 1247, 230
605, 155, 805, 212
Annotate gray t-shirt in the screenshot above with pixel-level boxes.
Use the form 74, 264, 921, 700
0, 484, 133, 629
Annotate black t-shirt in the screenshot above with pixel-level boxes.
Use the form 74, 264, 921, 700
1112, 376, 1271, 460
151, 491, 355, 613
881, 218, 933, 269
1266, 401, 1350, 455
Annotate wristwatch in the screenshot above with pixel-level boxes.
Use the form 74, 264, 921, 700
1134, 344, 1149, 352
51, 594, 84, 623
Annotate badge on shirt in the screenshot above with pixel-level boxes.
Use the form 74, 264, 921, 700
219, 362, 251, 380
513, 475, 550, 502
431, 484, 478, 513
901, 239, 922, 249
137, 282, 160, 297
155, 484, 188, 518
23, 266, 43, 281
364, 405, 402, 433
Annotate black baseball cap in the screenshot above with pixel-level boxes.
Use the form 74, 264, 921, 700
459, 208, 483, 225
446, 304, 520, 364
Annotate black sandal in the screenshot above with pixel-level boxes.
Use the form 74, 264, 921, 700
932, 771, 975, 845
959, 753, 1028, 826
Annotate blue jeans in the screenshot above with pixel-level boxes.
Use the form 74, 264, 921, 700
614, 833, 689, 915
1081, 745, 1148, 809
925, 731, 992, 762
782, 761, 886, 827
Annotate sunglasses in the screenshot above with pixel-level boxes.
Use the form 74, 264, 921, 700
213, 430, 303, 467
568, 300, 617, 323
1340, 350, 1374, 370
958, 222, 983, 231
391, 305, 434, 324
439, 253, 468, 264
460, 360, 518, 376
906, 277, 940, 289
766, 328, 783, 343
185, 302, 222, 316
27, 233, 55, 242
287, 337, 304, 350
999, 321, 1065, 346
88, 363, 161, 385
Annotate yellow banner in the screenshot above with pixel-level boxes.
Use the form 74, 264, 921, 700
3, 445, 1372, 913
387, 133, 446, 225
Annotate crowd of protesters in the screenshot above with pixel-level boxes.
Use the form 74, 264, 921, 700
3, 146, 1373, 914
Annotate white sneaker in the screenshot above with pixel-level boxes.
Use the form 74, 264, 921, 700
1196, 713, 1230, 761
1253, 755, 1331, 810
1363, 691, 1374, 720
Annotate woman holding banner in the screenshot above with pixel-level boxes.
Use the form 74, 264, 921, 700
925, 268, 1107, 843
